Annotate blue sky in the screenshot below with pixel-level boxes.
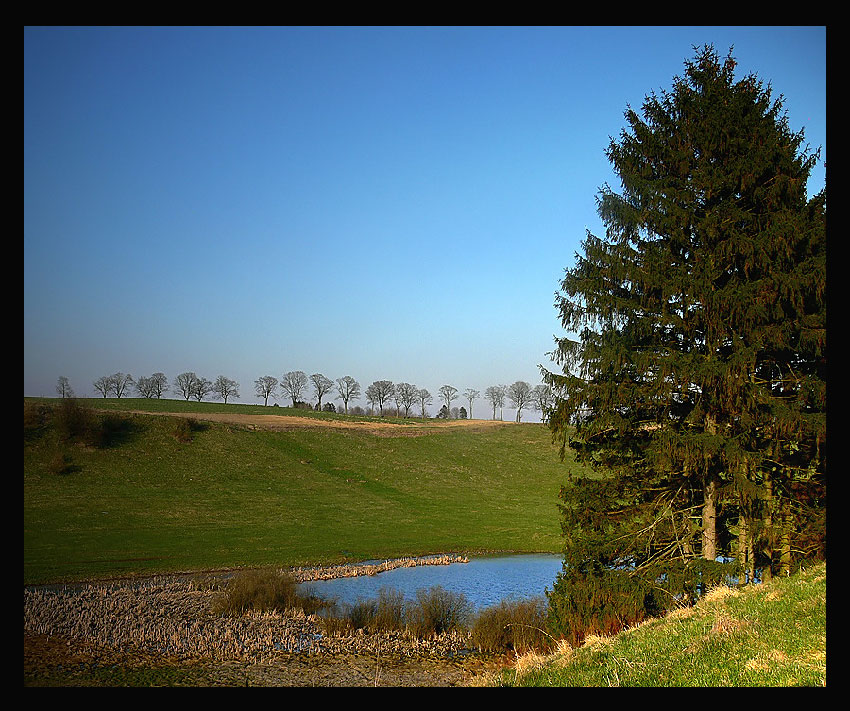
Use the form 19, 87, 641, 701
24, 26, 826, 418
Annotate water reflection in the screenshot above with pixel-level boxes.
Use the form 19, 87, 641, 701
299, 553, 563, 612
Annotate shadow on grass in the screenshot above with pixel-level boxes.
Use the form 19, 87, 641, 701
44, 399, 145, 450
172, 416, 210, 443
95, 414, 144, 448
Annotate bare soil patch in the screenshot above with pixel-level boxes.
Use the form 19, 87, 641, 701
139, 411, 515, 436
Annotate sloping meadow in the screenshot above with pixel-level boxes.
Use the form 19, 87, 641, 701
24, 401, 593, 584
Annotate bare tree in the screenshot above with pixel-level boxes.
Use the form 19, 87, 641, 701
395, 382, 419, 418
56, 376, 74, 399
149, 372, 169, 398
135, 375, 156, 398
485, 385, 507, 420
173, 372, 199, 401
366, 380, 394, 416
335, 375, 361, 414
310, 373, 334, 411
463, 388, 480, 420
507, 380, 532, 422
254, 375, 278, 406
191, 376, 213, 402
213, 375, 240, 404
110, 373, 134, 398
417, 388, 433, 419
531, 383, 555, 424
136, 373, 169, 399
93, 376, 112, 398
438, 385, 459, 418
281, 370, 309, 407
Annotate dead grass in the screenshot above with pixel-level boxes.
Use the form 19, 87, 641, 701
702, 584, 740, 604
710, 615, 750, 635
581, 633, 615, 648
512, 650, 549, 682
120, 410, 517, 435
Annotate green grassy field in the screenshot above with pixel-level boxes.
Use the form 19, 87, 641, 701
495, 560, 827, 687
64, 396, 418, 421
24, 398, 592, 585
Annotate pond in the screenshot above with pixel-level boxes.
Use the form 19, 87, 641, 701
298, 553, 564, 612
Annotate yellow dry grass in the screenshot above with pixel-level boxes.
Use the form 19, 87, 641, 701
512, 650, 549, 682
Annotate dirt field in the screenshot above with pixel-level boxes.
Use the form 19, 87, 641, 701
145, 411, 517, 436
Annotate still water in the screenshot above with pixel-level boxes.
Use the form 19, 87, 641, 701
299, 554, 564, 612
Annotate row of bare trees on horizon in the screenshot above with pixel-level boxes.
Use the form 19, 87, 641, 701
53, 372, 555, 422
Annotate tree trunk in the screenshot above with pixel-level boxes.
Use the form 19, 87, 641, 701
701, 413, 718, 562
702, 477, 717, 561
737, 461, 756, 585
762, 470, 774, 582
737, 495, 754, 585
737, 510, 749, 583
779, 495, 793, 576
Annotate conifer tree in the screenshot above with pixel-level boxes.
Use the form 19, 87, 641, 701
543, 46, 825, 641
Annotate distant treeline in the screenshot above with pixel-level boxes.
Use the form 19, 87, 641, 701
55, 372, 556, 421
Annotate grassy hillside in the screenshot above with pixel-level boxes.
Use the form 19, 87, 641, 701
24, 398, 592, 585
59, 397, 417, 421
493, 561, 827, 687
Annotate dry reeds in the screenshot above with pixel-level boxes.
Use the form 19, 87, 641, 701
290, 554, 468, 582
24, 574, 477, 664
471, 597, 553, 654
212, 568, 328, 617
24, 555, 560, 667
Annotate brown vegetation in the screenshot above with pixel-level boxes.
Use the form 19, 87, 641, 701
127, 410, 516, 436
23, 555, 501, 686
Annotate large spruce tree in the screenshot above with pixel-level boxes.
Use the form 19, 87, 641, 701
543, 46, 825, 643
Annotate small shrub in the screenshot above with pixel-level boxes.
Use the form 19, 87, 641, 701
372, 586, 407, 632
337, 588, 405, 632
406, 585, 473, 637
172, 417, 195, 443
86, 413, 131, 448
47, 447, 74, 476
24, 402, 50, 440
346, 598, 379, 629
54, 398, 96, 443
213, 568, 328, 616
472, 597, 552, 654
51, 399, 132, 448
546, 567, 663, 647
327, 587, 408, 634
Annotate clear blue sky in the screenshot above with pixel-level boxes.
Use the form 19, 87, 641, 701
24, 26, 826, 418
